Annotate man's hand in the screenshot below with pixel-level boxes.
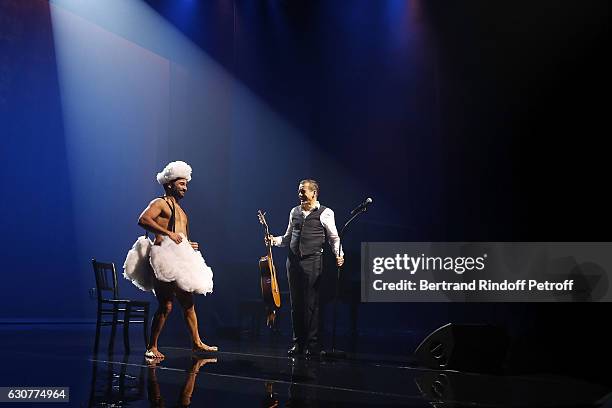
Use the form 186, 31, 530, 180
264, 234, 275, 247
336, 256, 344, 267
190, 241, 199, 251
168, 232, 183, 244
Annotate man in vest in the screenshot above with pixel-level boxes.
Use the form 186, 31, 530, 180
268, 179, 344, 357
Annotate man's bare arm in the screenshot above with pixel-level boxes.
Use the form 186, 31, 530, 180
138, 199, 183, 244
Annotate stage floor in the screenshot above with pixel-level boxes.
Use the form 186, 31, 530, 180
0, 324, 609, 407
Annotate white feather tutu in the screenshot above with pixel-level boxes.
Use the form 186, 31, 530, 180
123, 236, 155, 291
149, 234, 214, 295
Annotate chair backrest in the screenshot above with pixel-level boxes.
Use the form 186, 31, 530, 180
92, 259, 119, 301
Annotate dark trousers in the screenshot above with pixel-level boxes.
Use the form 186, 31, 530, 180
287, 252, 323, 348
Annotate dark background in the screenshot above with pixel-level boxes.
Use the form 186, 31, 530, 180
1, 0, 610, 382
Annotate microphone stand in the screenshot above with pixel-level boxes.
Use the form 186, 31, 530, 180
321, 206, 368, 360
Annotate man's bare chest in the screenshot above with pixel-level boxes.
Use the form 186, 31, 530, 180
155, 202, 188, 228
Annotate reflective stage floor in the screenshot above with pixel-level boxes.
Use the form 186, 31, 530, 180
0, 324, 610, 407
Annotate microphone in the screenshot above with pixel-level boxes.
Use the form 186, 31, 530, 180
350, 197, 373, 215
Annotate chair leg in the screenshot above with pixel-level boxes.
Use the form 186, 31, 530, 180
123, 305, 131, 353
119, 354, 129, 399
94, 308, 102, 354
109, 305, 118, 353
105, 361, 114, 395
88, 358, 99, 407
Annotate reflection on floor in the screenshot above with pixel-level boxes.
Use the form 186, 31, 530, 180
0, 324, 609, 407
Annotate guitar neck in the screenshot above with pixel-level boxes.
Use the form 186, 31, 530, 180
259, 211, 275, 260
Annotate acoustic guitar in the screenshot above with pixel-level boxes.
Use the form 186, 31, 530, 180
257, 210, 281, 327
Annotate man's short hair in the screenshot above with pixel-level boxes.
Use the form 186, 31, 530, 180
163, 178, 184, 191
300, 179, 319, 196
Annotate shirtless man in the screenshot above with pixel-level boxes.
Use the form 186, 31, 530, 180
138, 161, 217, 358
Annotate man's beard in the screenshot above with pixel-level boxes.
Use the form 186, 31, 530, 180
170, 188, 184, 200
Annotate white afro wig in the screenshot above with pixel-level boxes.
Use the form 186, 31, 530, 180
156, 161, 192, 185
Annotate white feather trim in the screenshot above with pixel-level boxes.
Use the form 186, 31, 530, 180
156, 161, 192, 185
149, 234, 213, 295
123, 236, 155, 291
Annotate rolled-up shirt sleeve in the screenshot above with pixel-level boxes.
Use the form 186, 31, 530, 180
321, 208, 343, 257
273, 208, 294, 247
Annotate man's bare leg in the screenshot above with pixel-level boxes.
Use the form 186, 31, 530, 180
180, 357, 217, 406
176, 289, 218, 352
146, 281, 175, 358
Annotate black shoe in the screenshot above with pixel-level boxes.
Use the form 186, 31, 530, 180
287, 344, 303, 357
304, 344, 321, 359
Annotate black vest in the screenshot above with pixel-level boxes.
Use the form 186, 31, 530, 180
289, 205, 327, 257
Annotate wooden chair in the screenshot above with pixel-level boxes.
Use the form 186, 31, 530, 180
92, 259, 150, 353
